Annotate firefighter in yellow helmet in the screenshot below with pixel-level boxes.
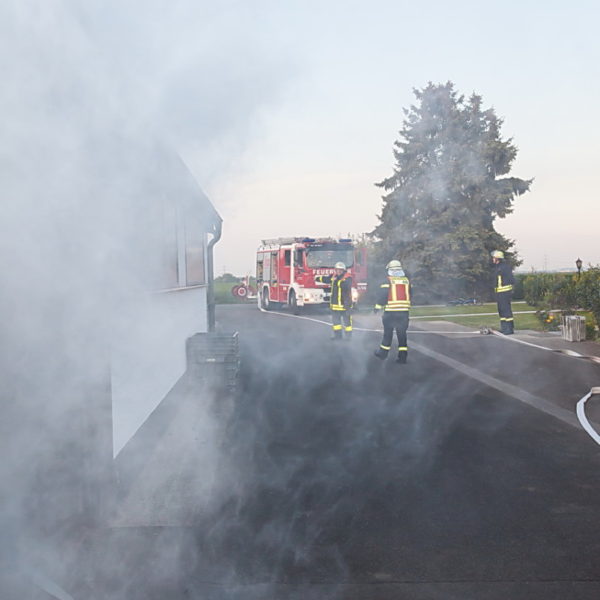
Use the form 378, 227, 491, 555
316, 261, 353, 340
491, 250, 515, 335
373, 259, 411, 363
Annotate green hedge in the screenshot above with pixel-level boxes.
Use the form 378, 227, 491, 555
513, 273, 526, 300
522, 272, 576, 308
576, 268, 600, 335
522, 269, 600, 335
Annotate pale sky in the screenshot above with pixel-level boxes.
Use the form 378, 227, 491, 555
10, 1, 593, 276
178, 0, 599, 275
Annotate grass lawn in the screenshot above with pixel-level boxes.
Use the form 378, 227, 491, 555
410, 301, 529, 317
214, 281, 256, 304
416, 312, 541, 331
410, 302, 594, 332
410, 301, 540, 330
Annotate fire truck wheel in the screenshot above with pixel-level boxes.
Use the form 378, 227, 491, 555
261, 287, 271, 310
236, 285, 248, 298
231, 285, 241, 298
289, 290, 300, 315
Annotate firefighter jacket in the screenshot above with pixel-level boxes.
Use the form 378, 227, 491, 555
494, 261, 515, 293
317, 273, 353, 311
375, 275, 411, 311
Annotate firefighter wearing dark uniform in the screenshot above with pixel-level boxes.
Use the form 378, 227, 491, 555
373, 260, 410, 363
491, 250, 515, 335
317, 261, 353, 340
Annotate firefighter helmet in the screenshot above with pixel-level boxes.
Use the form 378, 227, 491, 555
334, 262, 346, 270
491, 250, 504, 259
386, 259, 402, 270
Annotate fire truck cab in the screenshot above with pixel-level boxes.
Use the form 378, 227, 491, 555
256, 237, 367, 313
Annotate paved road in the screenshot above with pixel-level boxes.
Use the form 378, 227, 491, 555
76, 304, 600, 599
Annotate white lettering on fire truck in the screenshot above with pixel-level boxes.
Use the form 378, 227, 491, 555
314, 268, 336, 276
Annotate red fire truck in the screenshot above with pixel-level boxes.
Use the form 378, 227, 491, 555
256, 237, 367, 312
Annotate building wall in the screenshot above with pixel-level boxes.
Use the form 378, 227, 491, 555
107, 146, 219, 458
111, 285, 208, 456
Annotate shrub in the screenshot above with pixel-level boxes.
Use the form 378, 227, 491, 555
523, 271, 577, 311
525, 267, 600, 338
523, 272, 548, 306
575, 267, 600, 331
548, 274, 577, 313
512, 273, 526, 300
215, 272, 242, 283
585, 320, 598, 341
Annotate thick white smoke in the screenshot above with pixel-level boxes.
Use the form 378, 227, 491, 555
0, 0, 293, 596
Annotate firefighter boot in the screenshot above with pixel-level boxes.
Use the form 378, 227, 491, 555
331, 330, 343, 341
374, 347, 388, 360
396, 350, 408, 364
507, 320, 514, 335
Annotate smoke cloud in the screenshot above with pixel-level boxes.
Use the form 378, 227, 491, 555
1, 3, 567, 599
0, 0, 293, 596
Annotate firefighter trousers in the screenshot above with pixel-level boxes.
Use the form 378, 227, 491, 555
331, 309, 352, 338
378, 311, 409, 360
496, 291, 514, 334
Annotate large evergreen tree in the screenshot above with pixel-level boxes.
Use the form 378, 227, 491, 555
372, 82, 532, 301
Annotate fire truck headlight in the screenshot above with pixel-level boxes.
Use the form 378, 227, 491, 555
351, 288, 358, 302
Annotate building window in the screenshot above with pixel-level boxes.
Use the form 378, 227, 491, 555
161, 198, 180, 289
184, 214, 205, 286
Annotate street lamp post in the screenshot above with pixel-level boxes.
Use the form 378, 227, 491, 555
576, 258, 582, 280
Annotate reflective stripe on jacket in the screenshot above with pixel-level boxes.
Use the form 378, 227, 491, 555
375, 276, 411, 311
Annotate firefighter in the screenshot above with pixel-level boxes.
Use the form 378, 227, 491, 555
373, 259, 410, 363
317, 261, 353, 340
491, 250, 515, 335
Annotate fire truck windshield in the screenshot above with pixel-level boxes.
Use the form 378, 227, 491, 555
306, 248, 354, 268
